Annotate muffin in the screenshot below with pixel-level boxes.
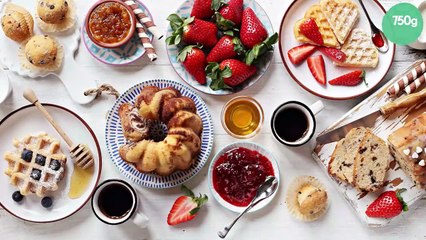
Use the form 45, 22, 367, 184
18, 35, 63, 72
286, 176, 328, 221
36, 0, 75, 32
1, 3, 34, 42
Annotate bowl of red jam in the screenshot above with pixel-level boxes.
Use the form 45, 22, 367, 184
208, 142, 280, 212
85, 0, 136, 48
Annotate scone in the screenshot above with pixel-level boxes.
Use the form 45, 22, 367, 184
18, 34, 64, 72
36, 0, 76, 32
1, 3, 34, 42
388, 113, 426, 189
286, 176, 328, 221
4, 133, 67, 197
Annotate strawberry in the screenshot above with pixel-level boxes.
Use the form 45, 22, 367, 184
318, 47, 346, 62
166, 14, 218, 48
299, 18, 323, 45
240, 8, 268, 49
190, 0, 214, 19
167, 185, 208, 226
245, 33, 278, 65
207, 59, 257, 90
287, 44, 317, 65
307, 55, 326, 85
178, 45, 207, 84
214, 0, 244, 29
207, 35, 245, 63
329, 70, 366, 86
365, 189, 408, 218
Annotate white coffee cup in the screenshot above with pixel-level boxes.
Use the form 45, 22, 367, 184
271, 100, 324, 147
408, 0, 426, 50
91, 179, 149, 227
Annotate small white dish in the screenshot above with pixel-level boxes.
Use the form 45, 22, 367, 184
208, 142, 280, 213
0, 69, 11, 104
408, 0, 426, 50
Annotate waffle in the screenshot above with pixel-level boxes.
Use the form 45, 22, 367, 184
293, 5, 339, 48
320, 0, 359, 44
4, 132, 67, 197
334, 28, 378, 68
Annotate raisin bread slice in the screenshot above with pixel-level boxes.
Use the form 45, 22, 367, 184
353, 132, 391, 192
388, 113, 426, 189
328, 127, 369, 184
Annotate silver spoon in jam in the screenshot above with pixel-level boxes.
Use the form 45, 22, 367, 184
358, 0, 389, 53
217, 176, 279, 239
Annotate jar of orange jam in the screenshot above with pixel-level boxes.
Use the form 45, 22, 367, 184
221, 96, 264, 139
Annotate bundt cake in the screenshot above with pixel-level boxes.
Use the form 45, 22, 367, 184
118, 86, 203, 176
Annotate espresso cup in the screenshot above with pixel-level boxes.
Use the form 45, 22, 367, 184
91, 179, 149, 227
271, 100, 324, 147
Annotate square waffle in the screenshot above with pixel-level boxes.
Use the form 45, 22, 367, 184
320, 0, 359, 44
4, 132, 67, 197
334, 28, 378, 68
293, 4, 339, 48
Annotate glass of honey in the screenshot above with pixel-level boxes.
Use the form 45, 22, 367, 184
221, 96, 264, 139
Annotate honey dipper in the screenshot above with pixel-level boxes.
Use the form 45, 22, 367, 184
23, 89, 94, 169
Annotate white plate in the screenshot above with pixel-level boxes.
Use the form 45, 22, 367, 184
166, 0, 274, 95
279, 0, 395, 100
0, 0, 96, 104
0, 104, 102, 223
208, 142, 280, 213
105, 79, 214, 189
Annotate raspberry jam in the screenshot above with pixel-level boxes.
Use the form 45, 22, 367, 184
212, 147, 275, 207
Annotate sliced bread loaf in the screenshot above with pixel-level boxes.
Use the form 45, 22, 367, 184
328, 127, 369, 184
353, 132, 391, 192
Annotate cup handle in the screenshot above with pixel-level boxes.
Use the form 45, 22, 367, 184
309, 100, 324, 115
132, 211, 149, 228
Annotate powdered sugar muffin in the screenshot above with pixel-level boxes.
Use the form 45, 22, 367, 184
36, 0, 75, 32
286, 176, 328, 221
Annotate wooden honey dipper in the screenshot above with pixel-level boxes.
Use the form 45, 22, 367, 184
23, 89, 94, 169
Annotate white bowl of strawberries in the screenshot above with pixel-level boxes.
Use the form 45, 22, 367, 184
166, 0, 277, 95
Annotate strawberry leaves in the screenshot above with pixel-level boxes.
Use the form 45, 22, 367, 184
166, 15, 195, 45
206, 62, 232, 90
245, 33, 278, 65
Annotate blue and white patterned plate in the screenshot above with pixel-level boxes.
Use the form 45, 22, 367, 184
166, 0, 274, 95
105, 79, 214, 188
82, 0, 154, 66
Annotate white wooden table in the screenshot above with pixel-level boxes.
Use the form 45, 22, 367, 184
1, 0, 425, 239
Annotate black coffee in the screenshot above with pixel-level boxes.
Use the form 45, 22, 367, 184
274, 107, 309, 142
98, 184, 133, 219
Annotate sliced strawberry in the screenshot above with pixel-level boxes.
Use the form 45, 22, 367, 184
167, 185, 208, 226
318, 47, 346, 62
299, 18, 323, 45
329, 70, 366, 86
287, 44, 317, 65
307, 55, 326, 85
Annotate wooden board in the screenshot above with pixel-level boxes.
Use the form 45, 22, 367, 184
313, 59, 426, 227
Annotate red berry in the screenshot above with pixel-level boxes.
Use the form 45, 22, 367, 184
299, 18, 324, 45
178, 45, 207, 85
318, 47, 346, 62
329, 70, 366, 86
190, 0, 214, 19
365, 189, 408, 218
307, 55, 326, 85
287, 44, 317, 65
240, 8, 268, 49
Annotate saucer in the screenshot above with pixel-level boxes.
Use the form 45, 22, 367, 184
82, 0, 154, 65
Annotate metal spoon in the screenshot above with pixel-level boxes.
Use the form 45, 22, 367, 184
217, 176, 279, 239
358, 0, 389, 53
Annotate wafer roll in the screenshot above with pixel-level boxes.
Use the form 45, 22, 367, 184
404, 73, 426, 94
123, 0, 163, 39
136, 23, 157, 61
387, 61, 426, 96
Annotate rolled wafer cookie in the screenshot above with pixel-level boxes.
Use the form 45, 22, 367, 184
136, 23, 157, 61
123, 0, 163, 39
404, 72, 426, 94
387, 61, 426, 96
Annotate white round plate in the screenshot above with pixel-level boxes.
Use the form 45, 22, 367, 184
0, 69, 12, 104
208, 142, 280, 213
0, 0, 80, 78
279, 0, 395, 100
0, 104, 102, 223
105, 79, 214, 189
166, 0, 274, 95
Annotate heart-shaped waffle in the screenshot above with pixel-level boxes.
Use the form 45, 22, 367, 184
293, 4, 339, 48
334, 28, 378, 68
320, 0, 359, 44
